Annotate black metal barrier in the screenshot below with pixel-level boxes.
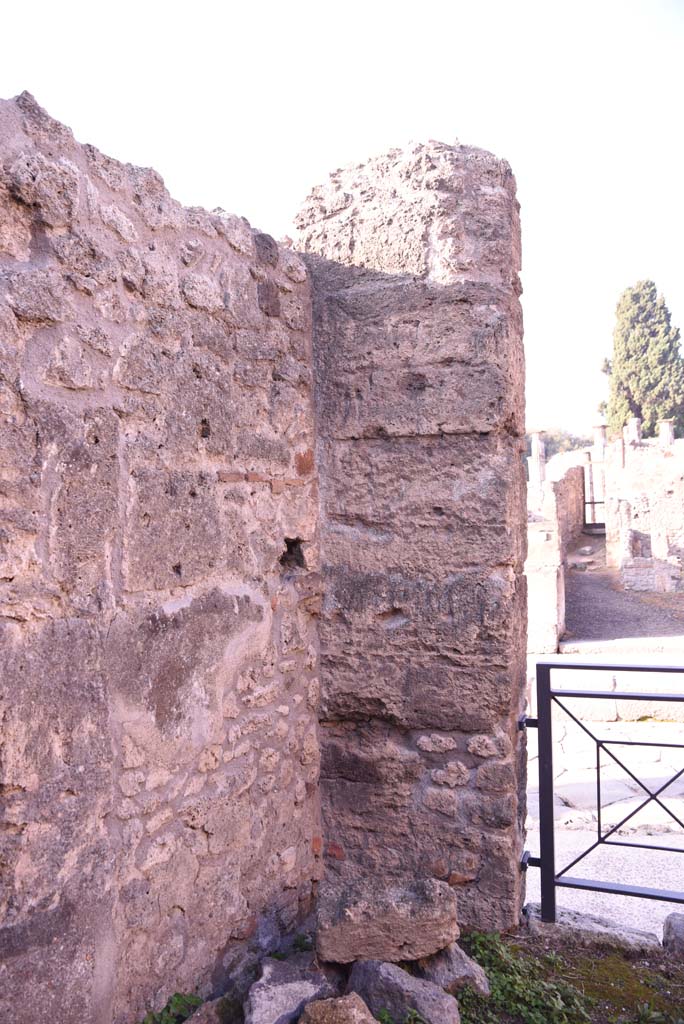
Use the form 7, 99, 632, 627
521, 659, 684, 922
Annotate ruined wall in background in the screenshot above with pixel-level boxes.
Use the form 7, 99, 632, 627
605, 433, 684, 591
526, 464, 584, 659
0, 94, 321, 1024
296, 143, 527, 931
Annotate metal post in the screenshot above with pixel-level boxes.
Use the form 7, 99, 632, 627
536, 662, 556, 922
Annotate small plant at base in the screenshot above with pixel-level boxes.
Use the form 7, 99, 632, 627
292, 933, 314, 953
140, 992, 203, 1024
375, 1011, 427, 1024
459, 932, 591, 1024
631, 1006, 684, 1024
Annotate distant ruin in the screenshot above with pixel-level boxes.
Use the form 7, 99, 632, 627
605, 418, 684, 592
525, 413, 684, 669
0, 94, 526, 1023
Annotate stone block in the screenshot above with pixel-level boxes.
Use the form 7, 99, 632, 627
524, 904, 661, 953
415, 942, 490, 997
347, 961, 460, 1024
663, 912, 684, 956
299, 993, 375, 1024
316, 878, 458, 963
244, 956, 339, 1024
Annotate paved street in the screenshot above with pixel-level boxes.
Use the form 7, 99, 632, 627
526, 693, 684, 938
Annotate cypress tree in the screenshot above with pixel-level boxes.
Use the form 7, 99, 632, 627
603, 280, 684, 438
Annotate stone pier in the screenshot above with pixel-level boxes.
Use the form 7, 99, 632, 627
296, 142, 527, 931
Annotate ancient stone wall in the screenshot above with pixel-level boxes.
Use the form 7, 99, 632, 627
526, 464, 584, 662
295, 143, 527, 931
1, 97, 529, 1021
0, 94, 321, 1024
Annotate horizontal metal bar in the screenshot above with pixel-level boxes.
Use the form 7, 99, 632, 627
602, 739, 684, 748
551, 689, 684, 700
556, 875, 684, 904
602, 839, 684, 855
538, 660, 684, 673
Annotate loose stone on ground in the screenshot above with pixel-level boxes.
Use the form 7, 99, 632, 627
415, 941, 490, 997
244, 955, 340, 1024
348, 960, 461, 1024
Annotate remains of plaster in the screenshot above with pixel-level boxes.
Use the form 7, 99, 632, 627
0, 96, 528, 1022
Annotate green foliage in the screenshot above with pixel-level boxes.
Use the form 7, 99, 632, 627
292, 933, 314, 952
374, 1011, 426, 1024
629, 1005, 684, 1024
603, 280, 684, 438
458, 932, 591, 1024
140, 992, 203, 1024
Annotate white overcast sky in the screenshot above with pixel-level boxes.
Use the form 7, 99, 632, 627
2, 0, 682, 434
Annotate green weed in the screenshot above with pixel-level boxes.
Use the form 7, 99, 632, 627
140, 992, 203, 1024
459, 932, 591, 1024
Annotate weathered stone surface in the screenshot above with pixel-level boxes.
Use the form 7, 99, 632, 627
0, 93, 320, 1024
1, 98, 528, 1022
347, 960, 460, 1024
299, 993, 375, 1024
244, 956, 339, 1024
525, 904, 661, 953
186, 997, 232, 1024
316, 878, 458, 963
297, 141, 527, 933
663, 913, 684, 956
415, 942, 490, 997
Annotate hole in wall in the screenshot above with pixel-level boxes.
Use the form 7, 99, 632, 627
377, 607, 409, 629
200, 418, 211, 439
172, 563, 182, 577
279, 537, 306, 570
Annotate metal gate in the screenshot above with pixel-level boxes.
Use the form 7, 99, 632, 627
522, 659, 684, 922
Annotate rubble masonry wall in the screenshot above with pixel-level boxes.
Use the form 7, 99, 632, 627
0, 99, 528, 1022
0, 94, 321, 1024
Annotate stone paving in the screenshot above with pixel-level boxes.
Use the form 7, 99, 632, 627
526, 688, 684, 936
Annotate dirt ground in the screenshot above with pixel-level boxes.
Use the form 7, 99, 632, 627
563, 537, 684, 643
507, 930, 684, 1022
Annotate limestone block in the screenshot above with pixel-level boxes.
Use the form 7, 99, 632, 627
316, 878, 459, 963
415, 942, 490, 997
244, 956, 339, 1024
663, 913, 684, 956
347, 961, 460, 1024
525, 904, 660, 953
318, 651, 522, 732
299, 993, 376, 1024
322, 435, 525, 572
